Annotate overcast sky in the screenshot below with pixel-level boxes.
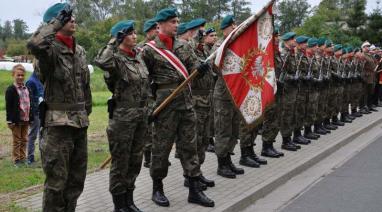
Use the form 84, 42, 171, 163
0, 0, 379, 33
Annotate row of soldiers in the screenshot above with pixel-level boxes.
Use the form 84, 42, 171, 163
26, 2, 382, 212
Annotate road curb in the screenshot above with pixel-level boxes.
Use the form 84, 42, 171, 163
222, 115, 382, 212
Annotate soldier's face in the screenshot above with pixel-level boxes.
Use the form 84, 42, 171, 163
13, 69, 25, 85
123, 30, 137, 48
159, 17, 179, 37
204, 32, 217, 45
61, 17, 76, 35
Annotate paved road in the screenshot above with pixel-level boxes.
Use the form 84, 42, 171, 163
282, 136, 382, 212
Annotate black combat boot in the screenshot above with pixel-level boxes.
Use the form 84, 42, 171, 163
249, 145, 267, 165
112, 193, 129, 212
340, 113, 352, 123
143, 150, 151, 168
228, 154, 245, 174
199, 175, 215, 187
314, 123, 327, 135
126, 189, 142, 212
270, 143, 284, 157
323, 119, 337, 130
346, 113, 356, 120
282, 137, 298, 151
292, 130, 309, 146
206, 137, 215, 153
184, 178, 207, 191
332, 116, 345, 126
152, 179, 170, 207
304, 126, 320, 140
187, 177, 215, 207
369, 106, 378, 112
319, 122, 331, 134
360, 106, 371, 114
261, 142, 279, 158
351, 109, 362, 117
217, 156, 236, 178
240, 146, 260, 168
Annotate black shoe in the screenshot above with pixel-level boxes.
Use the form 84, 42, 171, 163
332, 117, 345, 126
271, 145, 285, 157
126, 189, 142, 212
261, 142, 280, 158
282, 137, 298, 151
112, 193, 129, 212
304, 126, 320, 140
323, 119, 337, 130
351, 110, 362, 117
314, 124, 327, 135
291, 140, 302, 149
340, 113, 352, 123
320, 123, 331, 134
152, 179, 170, 207
143, 150, 151, 168
249, 147, 267, 165
188, 177, 215, 207
346, 114, 356, 120
293, 135, 311, 145
228, 155, 244, 174
217, 156, 236, 178
240, 147, 260, 168
199, 175, 215, 187
184, 178, 207, 191
370, 107, 378, 112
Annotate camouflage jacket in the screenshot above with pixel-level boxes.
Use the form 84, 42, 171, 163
363, 53, 377, 84
141, 36, 201, 110
94, 43, 149, 121
27, 20, 92, 128
191, 40, 215, 108
279, 48, 298, 84
211, 38, 232, 100
295, 51, 309, 81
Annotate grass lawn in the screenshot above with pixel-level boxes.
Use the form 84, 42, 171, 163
0, 68, 112, 210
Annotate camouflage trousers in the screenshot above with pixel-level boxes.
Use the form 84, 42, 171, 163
295, 83, 309, 129
279, 83, 298, 137
317, 84, 329, 121
214, 99, 240, 158
195, 106, 211, 166
40, 126, 88, 212
151, 108, 200, 179
342, 83, 351, 113
262, 91, 281, 143
327, 82, 338, 117
106, 117, 146, 195
239, 121, 258, 148
351, 81, 363, 110
143, 99, 155, 151
305, 86, 319, 126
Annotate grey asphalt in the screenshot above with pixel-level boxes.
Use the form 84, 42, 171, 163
282, 136, 382, 212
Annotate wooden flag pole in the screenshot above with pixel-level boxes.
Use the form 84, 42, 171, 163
98, 0, 275, 170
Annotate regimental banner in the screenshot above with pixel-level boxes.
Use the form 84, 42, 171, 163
214, 0, 276, 125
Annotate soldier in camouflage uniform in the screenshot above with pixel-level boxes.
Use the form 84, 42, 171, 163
138, 18, 158, 168
261, 28, 286, 158
27, 3, 92, 212
187, 19, 216, 188
140, 8, 214, 207
290, 35, 311, 148
303, 38, 322, 138
361, 43, 378, 113
94, 20, 149, 212
204, 28, 218, 153
339, 47, 356, 123
213, 15, 245, 179
269, 32, 298, 157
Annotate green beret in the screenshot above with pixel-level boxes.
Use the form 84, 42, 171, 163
281, 32, 296, 41
325, 39, 333, 47
333, 44, 343, 52
186, 18, 206, 31
220, 15, 235, 30
43, 3, 69, 23
155, 7, 178, 22
354, 47, 361, 53
295, 35, 309, 44
307, 38, 318, 48
274, 25, 280, 35
143, 18, 157, 33
346, 46, 353, 53
111, 20, 135, 37
177, 23, 188, 35
317, 37, 326, 46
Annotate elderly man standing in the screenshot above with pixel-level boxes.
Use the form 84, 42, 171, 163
141, 8, 214, 207
27, 3, 92, 211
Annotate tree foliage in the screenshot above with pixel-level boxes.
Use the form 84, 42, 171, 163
276, 0, 310, 33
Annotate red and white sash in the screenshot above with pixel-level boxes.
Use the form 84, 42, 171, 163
146, 41, 192, 91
